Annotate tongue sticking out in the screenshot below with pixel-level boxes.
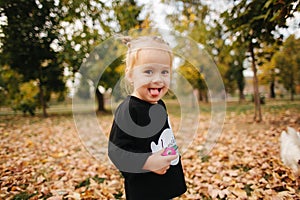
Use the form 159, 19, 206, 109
149, 88, 160, 96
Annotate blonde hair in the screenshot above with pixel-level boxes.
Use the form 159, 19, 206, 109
122, 36, 173, 71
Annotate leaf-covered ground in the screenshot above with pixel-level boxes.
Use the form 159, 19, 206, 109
1, 107, 300, 199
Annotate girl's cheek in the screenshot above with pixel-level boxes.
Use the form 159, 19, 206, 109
132, 74, 170, 88
163, 77, 171, 86
133, 77, 152, 88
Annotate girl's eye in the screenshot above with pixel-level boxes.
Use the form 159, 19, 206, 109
162, 70, 169, 75
144, 70, 153, 75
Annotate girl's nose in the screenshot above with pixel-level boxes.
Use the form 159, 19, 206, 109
151, 73, 163, 83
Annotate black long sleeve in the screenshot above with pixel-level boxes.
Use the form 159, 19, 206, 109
108, 96, 187, 200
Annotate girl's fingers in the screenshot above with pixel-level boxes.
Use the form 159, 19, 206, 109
165, 154, 178, 162
153, 165, 170, 175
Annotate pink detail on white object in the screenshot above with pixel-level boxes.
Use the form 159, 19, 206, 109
161, 147, 177, 156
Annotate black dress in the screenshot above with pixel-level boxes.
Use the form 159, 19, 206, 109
108, 96, 187, 200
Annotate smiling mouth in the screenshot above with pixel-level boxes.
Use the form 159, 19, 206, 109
149, 88, 162, 96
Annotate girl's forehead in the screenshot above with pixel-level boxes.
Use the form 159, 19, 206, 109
134, 49, 171, 66
134, 63, 171, 70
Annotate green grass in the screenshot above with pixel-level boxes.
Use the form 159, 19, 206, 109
265, 100, 300, 113
226, 102, 254, 114
0, 98, 299, 117
226, 100, 300, 114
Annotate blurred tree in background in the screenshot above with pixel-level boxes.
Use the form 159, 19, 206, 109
177, 61, 208, 102
0, 0, 144, 115
96, 0, 144, 112
163, 0, 247, 102
0, 0, 64, 117
0, 0, 299, 119
162, 0, 299, 122
221, 0, 299, 122
257, 43, 280, 99
272, 35, 300, 101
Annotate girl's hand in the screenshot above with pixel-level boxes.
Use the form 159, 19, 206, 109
142, 149, 178, 175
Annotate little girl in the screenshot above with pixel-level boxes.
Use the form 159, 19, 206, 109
108, 36, 187, 200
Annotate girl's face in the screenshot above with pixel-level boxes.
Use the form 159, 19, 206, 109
127, 49, 171, 104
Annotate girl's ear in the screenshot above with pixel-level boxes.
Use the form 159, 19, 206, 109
125, 68, 133, 83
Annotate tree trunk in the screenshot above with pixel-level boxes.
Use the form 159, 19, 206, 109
239, 90, 245, 102
198, 89, 209, 103
237, 69, 245, 103
204, 91, 208, 103
290, 88, 294, 101
269, 69, 276, 99
38, 66, 48, 117
96, 87, 105, 112
237, 74, 245, 102
290, 76, 294, 101
270, 80, 276, 99
198, 89, 203, 101
249, 42, 262, 122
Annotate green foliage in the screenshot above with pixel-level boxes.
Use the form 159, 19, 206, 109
0, 66, 41, 114
164, 1, 246, 99
57, 0, 112, 79
59, 0, 144, 111
257, 43, 280, 98
221, 0, 299, 58
222, 0, 298, 44
221, 0, 299, 121
272, 35, 300, 100
112, 0, 144, 32
0, 66, 22, 106
98, 0, 144, 91
177, 60, 207, 94
0, 0, 62, 80
164, 0, 299, 104
0, 0, 65, 116
12, 81, 39, 116
0, 0, 145, 113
